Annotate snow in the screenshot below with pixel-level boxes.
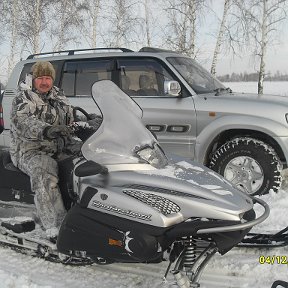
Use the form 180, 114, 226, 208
0, 185, 287, 288
223, 81, 288, 96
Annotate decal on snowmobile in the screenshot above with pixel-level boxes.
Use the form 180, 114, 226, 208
92, 200, 152, 221
108, 238, 123, 247
124, 231, 133, 253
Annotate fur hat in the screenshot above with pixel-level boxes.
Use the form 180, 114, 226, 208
31, 61, 56, 80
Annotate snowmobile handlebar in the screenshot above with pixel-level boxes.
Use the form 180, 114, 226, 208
72, 106, 93, 121
196, 197, 270, 234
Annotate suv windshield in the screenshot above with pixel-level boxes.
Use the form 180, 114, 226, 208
167, 57, 226, 94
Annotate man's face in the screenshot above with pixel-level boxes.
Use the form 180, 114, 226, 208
33, 76, 53, 93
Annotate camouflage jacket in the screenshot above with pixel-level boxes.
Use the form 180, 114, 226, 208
10, 84, 75, 164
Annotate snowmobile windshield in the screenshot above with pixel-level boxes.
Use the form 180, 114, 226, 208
167, 57, 226, 94
81, 80, 168, 167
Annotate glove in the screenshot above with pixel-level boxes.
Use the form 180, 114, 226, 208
88, 113, 98, 120
87, 115, 102, 128
43, 125, 71, 139
73, 113, 98, 122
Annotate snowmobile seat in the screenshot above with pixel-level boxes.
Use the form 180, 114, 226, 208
0, 150, 33, 203
1, 150, 22, 173
0, 150, 77, 209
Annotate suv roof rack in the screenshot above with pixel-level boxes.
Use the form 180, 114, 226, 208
27, 47, 134, 59
139, 47, 177, 53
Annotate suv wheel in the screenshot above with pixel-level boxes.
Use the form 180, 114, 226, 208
208, 137, 282, 196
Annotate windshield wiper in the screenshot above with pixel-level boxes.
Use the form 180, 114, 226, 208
214, 87, 232, 96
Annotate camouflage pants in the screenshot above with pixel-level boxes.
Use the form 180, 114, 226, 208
17, 152, 66, 230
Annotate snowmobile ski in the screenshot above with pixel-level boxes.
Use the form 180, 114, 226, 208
238, 226, 288, 248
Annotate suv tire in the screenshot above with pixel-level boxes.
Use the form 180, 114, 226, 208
208, 137, 282, 196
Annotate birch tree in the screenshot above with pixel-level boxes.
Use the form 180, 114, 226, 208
7, 0, 19, 74
210, 0, 231, 76
104, 0, 142, 47
144, 0, 152, 46
18, 0, 53, 54
210, 0, 253, 76
1, 0, 21, 76
83, 0, 101, 47
239, 0, 287, 94
164, 0, 205, 58
50, 0, 88, 51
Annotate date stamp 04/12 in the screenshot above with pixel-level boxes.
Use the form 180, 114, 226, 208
259, 255, 288, 265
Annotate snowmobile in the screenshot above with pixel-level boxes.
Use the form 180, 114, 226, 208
0, 80, 270, 287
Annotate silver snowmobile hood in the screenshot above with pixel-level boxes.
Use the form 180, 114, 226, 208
79, 80, 269, 231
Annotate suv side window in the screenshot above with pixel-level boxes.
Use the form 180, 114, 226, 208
61, 60, 112, 97
19, 61, 63, 86
117, 58, 177, 97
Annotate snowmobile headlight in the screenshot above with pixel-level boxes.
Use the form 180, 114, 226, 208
136, 144, 168, 168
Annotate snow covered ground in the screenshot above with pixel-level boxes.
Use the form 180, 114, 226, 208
0, 188, 287, 288
223, 81, 288, 96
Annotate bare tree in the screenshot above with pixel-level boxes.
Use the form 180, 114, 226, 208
84, 0, 101, 47
0, 2, 7, 42
210, 0, 231, 76
8, 0, 21, 75
144, 0, 152, 46
139, 0, 164, 48
0, 0, 21, 76
103, 0, 142, 47
0, 0, 25, 77
164, 0, 205, 58
238, 0, 287, 94
49, 0, 88, 51
18, 0, 53, 54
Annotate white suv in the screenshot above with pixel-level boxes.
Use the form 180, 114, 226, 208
1, 47, 287, 196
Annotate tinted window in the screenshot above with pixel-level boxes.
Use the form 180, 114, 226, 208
61, 60, 112, 97
19, 61, 62, 86
117, 58, 177, 97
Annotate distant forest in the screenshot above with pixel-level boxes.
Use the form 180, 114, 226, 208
218, 71, 288, 82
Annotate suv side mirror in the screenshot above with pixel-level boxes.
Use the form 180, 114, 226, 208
164, 80, 181, 96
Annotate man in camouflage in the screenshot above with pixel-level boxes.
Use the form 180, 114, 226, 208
10, 61, 81, 238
